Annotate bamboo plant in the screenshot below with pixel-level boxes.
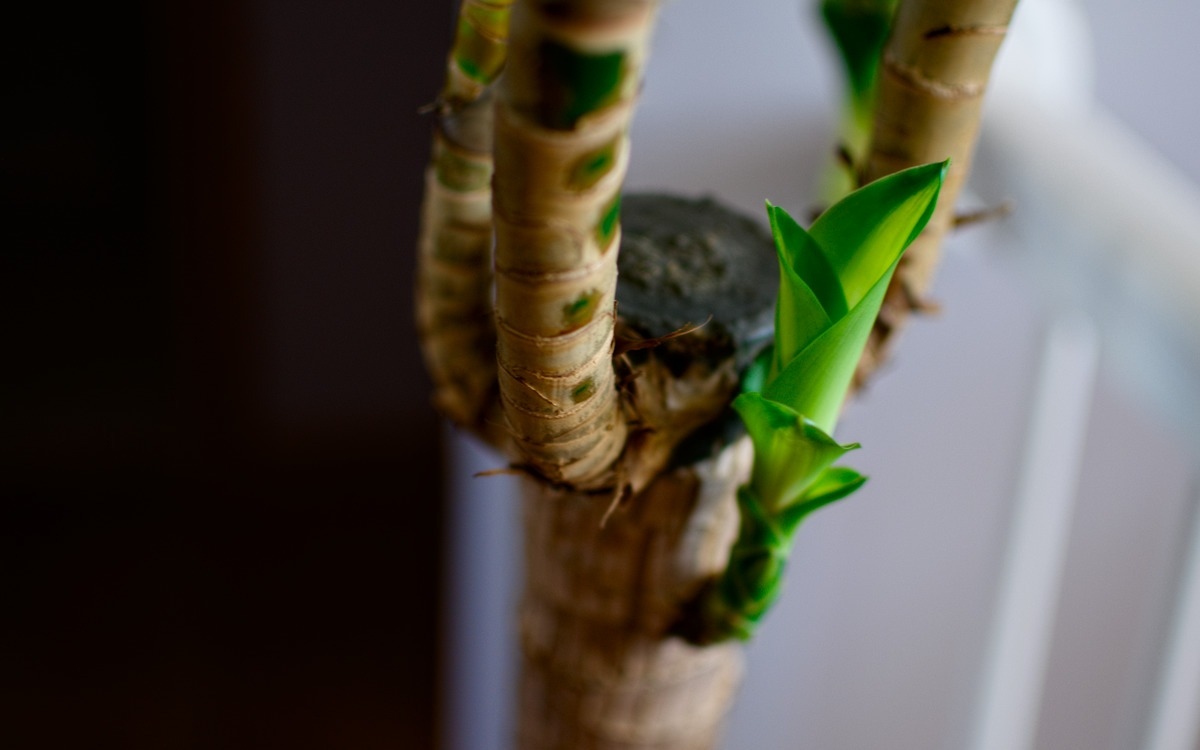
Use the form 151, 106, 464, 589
416, 0, 1018, 747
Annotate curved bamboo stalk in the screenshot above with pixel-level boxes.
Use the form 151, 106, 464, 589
857, 0, 1020, 383
493, 0, 659, 489
416, 2, 514, 434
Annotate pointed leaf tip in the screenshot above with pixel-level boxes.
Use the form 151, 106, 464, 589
758, 162, 947, 430
776, 465, 868, 533
810, 161, 945, 308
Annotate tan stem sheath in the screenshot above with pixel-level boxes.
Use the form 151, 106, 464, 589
417, 97, 503, 434
443, 0, 516, 105
518, 440, 750, 750
418, 1, 516, 437
857, 0, 1019, 383
493, 0, 658, 489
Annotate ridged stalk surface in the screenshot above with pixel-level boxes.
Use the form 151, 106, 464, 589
417, 1, 515, 432
518, 442, 750, 749
493, 0, 658, 488
858, 0, 1019, 381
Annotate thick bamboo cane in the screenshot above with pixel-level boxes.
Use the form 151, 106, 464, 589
417, 1, 513, 434
492, 0, 657, 490
518, 444, 748, 750
857, 0, 1019, 382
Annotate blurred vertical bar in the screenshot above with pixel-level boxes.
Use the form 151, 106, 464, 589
970, 312, 1100, 750
1143, 481, 1200, 750
440, 427, 521, 750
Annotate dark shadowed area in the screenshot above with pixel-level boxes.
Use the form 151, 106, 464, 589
3, 2, 451, 747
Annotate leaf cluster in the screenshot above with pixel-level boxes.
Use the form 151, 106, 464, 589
678, 162, 946, 645
738, 161, 946, 514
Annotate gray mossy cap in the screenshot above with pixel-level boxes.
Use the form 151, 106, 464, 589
617, 193, 777, 373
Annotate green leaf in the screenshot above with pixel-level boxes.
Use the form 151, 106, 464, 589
702, 467, 867, 643
763, 253, 897, 431
767, 201, 846, 321
820, 0, 898, 109
766, 202, 837, 373
777, 466, 867, 534
763, 161, 946, 431
811, 161, 945, 308
685, 162, 946, 647
741, 344, 773, 395
732, 393, 857, 512
717, 486, 790, 635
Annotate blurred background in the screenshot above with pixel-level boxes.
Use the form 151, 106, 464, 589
4, 3, 450, 747
5, 1, 1200, 750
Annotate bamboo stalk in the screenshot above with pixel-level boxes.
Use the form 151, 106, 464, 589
857, 0, 1019, 382
416, 1, 513, 434
518, 441, 750, 750
443, 0, 517, 107
493, 0, 658, 489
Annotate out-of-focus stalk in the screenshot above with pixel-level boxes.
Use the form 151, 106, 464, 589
416, 1, 514, 433
857, 0, 1019, 383
819, 0, 899, 200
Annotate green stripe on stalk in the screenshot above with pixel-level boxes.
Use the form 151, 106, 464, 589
561, 289, 602, 332
567, 137, 620, 191
596, 193, 621, 249
453, 17, 509, 84
570, 377, 596, 403
444, 0, 514, 100
535, 40, 625, 130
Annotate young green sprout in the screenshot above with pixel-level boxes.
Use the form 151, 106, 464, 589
679, 160, 946, 645
819, 0, 899, 200
820, 0, 898, 162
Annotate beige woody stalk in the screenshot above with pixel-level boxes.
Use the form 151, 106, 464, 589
857, 0, 1019, 381
416, 1, 513, 433
519, 443, 749, 750
492, 0, 657, 489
